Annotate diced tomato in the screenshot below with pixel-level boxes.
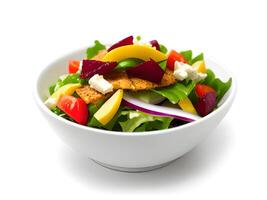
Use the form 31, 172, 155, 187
195, 84, 216, 98
68, 60, 80, 74
57, 95, 89, 125
167, 50, 187, 70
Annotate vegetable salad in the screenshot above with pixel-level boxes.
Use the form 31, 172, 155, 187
45, 36, 232, 132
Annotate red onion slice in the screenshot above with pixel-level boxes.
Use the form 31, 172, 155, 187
123, 93, 201, 122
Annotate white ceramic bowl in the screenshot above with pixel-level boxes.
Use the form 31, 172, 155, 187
35, 48, 236, 172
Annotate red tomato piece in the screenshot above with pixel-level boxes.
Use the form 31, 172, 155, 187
68, 60, 80, 74
57, 95, 88, 125
195, 84, 216, 98
166, 50, 187, 70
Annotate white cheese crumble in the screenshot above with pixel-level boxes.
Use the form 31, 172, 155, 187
88, 74, 113, 94
173, 61, 207, 82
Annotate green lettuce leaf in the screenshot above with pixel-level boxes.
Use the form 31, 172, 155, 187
49, 73, 85, 95
201, 69, 232, 102
180, 50, 193, 63
49, 84, 56, 95
86, 40, 106, 59
158, 60, 167, 70
119, 110, 172, 132
160, 44, 168, 54
152, 81, 196, 104
87, 100, 104, 128
87, 105, 173, 132
51, 107, 75, 122
88, 101, 123, 131
51, 107, 63, 115
190, 53, 204, 65
134, 123, 147, 132
179, 50, 204, 65
128, 90, 165, 104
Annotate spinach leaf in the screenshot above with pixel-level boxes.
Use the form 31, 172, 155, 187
86, 40, 106, 59
49, 84, 56, 95
201, 69, 232, 102
49, 73, 85, 95
180, 50, 193, 63
88, 101, 123, 131
190, 53, 204, 65
159, 44, 168, 54
178, 50, 204, 65
158, 60, 167, 71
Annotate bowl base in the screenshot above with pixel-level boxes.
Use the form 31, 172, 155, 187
91, 158, 178, 173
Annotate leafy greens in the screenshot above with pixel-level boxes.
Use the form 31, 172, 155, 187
87, 100, 123, 131
159, 44, 168, 54
119, 110, 172, 132
49, 73, 86, 95
201, 69, 232, 102
180, 50, 204, 65
86, 40, 106, 59
152, 81, 196, 104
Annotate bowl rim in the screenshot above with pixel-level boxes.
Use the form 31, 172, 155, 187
34, 48, 237, 137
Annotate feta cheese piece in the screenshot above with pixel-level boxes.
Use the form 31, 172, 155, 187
88, 74, 113, 94
174, 61, 189, 81
174, 61, 207, 82
187, 67, 199, 80
194, 72, 207, 82
174, 69, 188, 81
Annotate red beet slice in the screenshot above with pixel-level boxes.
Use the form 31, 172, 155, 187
107, 36, 134, 52
80, 60, 117, 79
150, 40, 160, 51
195, 92, 217, 117
126, 59, 164, 83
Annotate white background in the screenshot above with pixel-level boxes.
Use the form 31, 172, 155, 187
0, 0, 266, 199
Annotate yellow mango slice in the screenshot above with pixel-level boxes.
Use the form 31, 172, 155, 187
178, 97, 198, 115
192, 60, 206, 73
45, 83, 81, 108
94, 89, 124, 125
102, 45, 167, 62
